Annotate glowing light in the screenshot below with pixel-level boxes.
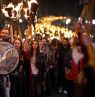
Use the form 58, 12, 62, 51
19, 19, 23, 23
32, 0, 38, 4
2, 0, 38, 18
78, 17, 82, 22
92, 19, 95, 25
7, 3, 14, 8
35, 16, 74, 39
66, 18, 71, 25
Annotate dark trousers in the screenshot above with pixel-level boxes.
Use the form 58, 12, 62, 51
0, 87, 4, 97
65, 80, 75, 97
30, 75, 42, 97
50, 67, 59, 93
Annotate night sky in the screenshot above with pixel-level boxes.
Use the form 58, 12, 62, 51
37, 0, 83, 17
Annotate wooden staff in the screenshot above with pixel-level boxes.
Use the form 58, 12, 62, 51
84, 0, 95, 35
10, 18, 14, 43
28, 24, 33, 41
29, 12, 34, 41
74, 0, 95, 40
18, 26, 22, 41
0, 0, 3, 11
79, 0, 95, 20
80, 3, 88, 19
23, 26, 31, 52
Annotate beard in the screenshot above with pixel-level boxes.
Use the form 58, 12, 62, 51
1, 36, 11, 42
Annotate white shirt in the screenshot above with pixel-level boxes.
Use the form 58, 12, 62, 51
31, 52, 39, 75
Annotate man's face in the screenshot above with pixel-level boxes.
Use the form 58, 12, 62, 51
39, 40, 43, 50
0, 29, 10, 40
63, 39, 69, 47
42, 39, 47, 45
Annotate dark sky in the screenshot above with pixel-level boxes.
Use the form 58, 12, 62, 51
37, 0, 83, 17
37, 0, 95, 18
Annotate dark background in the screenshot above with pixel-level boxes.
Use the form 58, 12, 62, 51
37, 0, 84, 17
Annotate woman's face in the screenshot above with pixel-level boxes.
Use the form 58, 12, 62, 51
13, 39, 21, 50
39, 41, 43, 50
32, 40, 38, 50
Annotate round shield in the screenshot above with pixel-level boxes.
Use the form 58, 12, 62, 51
0, 41, 19, 75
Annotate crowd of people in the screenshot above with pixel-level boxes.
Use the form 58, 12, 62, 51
0, 22, 95, 97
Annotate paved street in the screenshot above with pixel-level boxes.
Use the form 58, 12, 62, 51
45, 93, 68, 97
